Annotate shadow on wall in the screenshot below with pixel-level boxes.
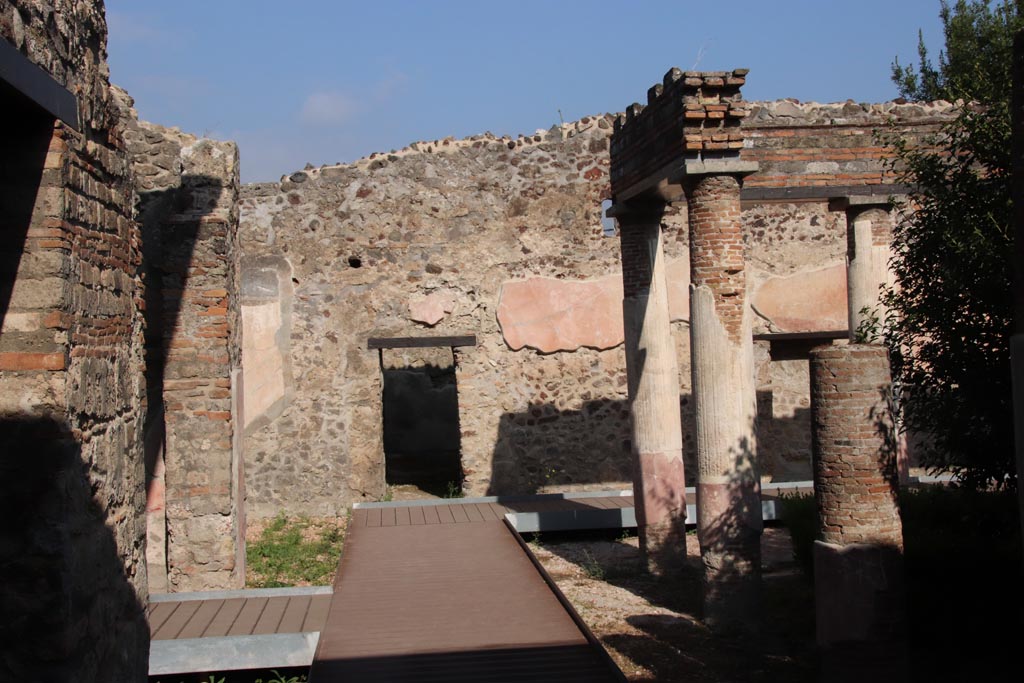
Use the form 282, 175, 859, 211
0, 87, 51, 324
139, 173, 225, 476
0, 417, 148, 680
486, 391, 811, 496
138, 173, 224, 525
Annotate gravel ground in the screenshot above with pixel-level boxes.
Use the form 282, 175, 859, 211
527, 527, 816, 682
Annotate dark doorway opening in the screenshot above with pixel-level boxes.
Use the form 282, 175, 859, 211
382, 358, 462, 496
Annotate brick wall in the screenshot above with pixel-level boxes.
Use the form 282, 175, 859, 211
0, 1, 148, 679
124, 116, 244, 591
742, 100, 956, 191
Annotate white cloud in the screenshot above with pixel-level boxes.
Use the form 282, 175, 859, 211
300, 91, 358, 127
371, 70, 409, 101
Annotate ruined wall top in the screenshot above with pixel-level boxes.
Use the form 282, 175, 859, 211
609, 68, 751, 198
239, 97, 960, 198
746, 98, 958, 128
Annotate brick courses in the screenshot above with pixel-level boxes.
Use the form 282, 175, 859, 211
610, 68, 749, 196
687, 174, 746, 344
810, 344, 902, 548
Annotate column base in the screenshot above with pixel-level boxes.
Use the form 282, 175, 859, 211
633, 449, 687, 576
639, 517, 688, 576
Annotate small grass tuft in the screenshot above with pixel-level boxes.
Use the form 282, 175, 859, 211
580, 548, 606, 580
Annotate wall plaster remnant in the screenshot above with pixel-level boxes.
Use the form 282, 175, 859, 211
751, 263, 847, 332
497, 259, 690, 353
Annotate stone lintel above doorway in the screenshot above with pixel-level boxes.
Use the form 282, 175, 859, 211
367, 335, 477, 350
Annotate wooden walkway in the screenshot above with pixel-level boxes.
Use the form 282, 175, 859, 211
147, 483, 814, 677
309, 511, 625, 682
149, 589, 331, 640
147, 587, 332, 676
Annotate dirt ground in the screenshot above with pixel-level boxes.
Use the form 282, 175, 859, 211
527, 527, 816, 683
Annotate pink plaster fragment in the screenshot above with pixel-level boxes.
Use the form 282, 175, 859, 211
752, 264, 847, 332
409, 290, 457, 326
497, 260, 690, 353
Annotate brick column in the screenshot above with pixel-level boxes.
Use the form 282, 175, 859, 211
810, 345, 906, 678
685, 171, 761, 629
616, 201, 688, 574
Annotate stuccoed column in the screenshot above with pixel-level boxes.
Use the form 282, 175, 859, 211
839, 198, 894, 338
685, 166, 761, 630
615, 201, 687, 574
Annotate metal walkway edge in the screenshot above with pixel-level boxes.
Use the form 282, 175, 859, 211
309, 511, 626, 682
353, 481, 815, 533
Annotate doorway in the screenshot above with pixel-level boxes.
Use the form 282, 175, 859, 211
380, 345, 463, 496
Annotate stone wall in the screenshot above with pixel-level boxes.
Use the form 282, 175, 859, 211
743, 99, 956, 190
124, 116, 244, 592
0, 0, 148, 679
239, 101, 957, 519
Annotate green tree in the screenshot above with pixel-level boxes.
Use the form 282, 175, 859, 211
892, 0, 1019, 104
883, 1, 1021, 488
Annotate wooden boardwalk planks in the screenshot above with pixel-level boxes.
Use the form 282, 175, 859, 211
309, 519, 624, 682
148, 592, 332, 640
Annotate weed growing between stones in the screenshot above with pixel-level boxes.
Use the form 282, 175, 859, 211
580, 548, 606, 580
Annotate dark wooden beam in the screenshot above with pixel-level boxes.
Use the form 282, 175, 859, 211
0, 38, 79, 130
367, 335, 477, 350
753, 330, 848, 342
740, 184, 912, 204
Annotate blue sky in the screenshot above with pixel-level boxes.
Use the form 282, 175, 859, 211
105, 1, 946, 183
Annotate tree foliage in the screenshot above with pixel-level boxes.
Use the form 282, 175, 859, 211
892, 0, 1019, 104
882, 0, 1021, 488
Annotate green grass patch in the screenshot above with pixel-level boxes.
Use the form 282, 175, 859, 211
246, 514, 345, 588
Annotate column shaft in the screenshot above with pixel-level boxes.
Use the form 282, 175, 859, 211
846, 206, 893, 339
618, 205, 687, 574
810, 344, 906, 677
686, 174, 761, 629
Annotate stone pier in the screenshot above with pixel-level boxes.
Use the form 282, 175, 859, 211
616, 202, 687, 573
686, 167, 762, 629
810, 198, 906, 678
